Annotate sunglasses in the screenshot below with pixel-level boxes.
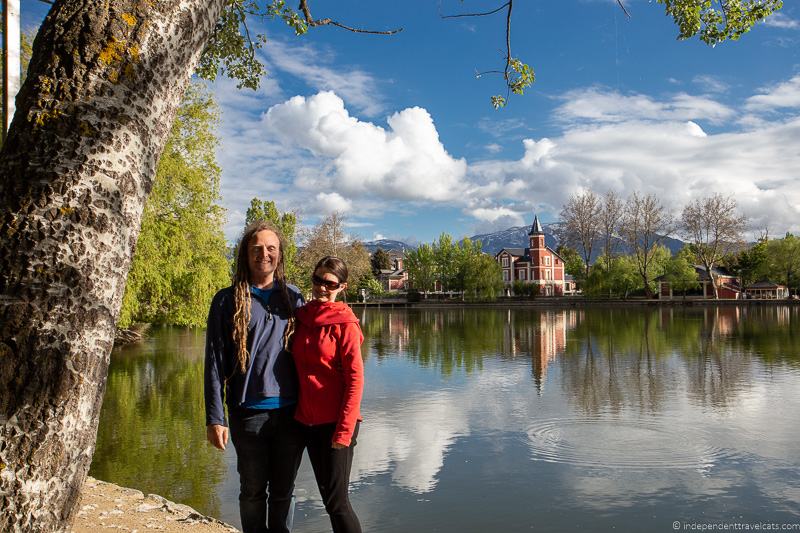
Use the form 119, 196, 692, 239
311, 274, 343, 291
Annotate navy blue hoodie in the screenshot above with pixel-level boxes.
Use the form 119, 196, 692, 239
204, 282, 304, 426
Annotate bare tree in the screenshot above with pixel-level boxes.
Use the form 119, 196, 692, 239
619, 193, 675, 297
681, 194, 746, 298
599, 191, 624, 271
558, 191, 601, 279
297, 213, 371, 294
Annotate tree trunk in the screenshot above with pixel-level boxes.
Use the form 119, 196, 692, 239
642, 274, 653, 298
0, 1, 224, 531
706, 265, 719, 299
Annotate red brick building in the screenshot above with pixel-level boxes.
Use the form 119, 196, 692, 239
376, 254, 408, 292
495, 215, 568, 296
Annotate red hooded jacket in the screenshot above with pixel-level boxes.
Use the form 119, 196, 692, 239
292, 300, 364, 446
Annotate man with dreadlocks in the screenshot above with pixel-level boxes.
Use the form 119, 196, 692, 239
204, 220, 305, 533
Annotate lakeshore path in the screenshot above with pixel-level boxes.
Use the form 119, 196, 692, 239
70, 477, 239, 533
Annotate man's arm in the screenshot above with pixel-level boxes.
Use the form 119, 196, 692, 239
204, 291, 229, 449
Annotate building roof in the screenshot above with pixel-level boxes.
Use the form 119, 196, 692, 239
694, 265, 736, 280
496, 248, 526, 258
656, 265, 739, 283
528, 214, 544, 236
378, 268, 406, 278
746, 280, 787, 289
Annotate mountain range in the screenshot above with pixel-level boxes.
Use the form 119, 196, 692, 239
364, 224, 687, 260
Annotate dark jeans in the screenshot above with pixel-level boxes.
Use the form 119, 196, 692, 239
303, 421, 362, 533
229, 406, 304, 533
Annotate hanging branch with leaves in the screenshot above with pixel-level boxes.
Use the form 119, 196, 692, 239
442, 0, 535, 109
197, 0, 402, 89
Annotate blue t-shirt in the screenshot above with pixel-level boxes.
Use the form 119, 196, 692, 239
241, 284, 296, 410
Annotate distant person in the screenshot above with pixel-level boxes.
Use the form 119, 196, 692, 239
292, 256, 365, 533
204, 221, 304, 533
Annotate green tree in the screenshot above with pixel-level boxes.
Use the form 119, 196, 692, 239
245, 197, 300, 284
450, 237, 479, 294
405, 243, 437, 293
357, 276, 384, 299
609, 255, 645, 299
433, 233, 459, 291
117, 84, 229, 328
586, 254, 643, 299
461, 247, 503, 300
371, 247, 392, 274
729, 239, 768, 289
512, 279, 539, 298
557, 245, 587, 287
657, 0, 783, 45
764, 234, 800, 293
0, 29, 33, 84
663, 247, 700, 299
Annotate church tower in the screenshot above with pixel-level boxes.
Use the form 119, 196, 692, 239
528, 214, 545, 250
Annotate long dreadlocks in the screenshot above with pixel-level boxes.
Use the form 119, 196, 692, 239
232, 220, 295, 374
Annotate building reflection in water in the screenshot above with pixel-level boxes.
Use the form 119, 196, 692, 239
502, 309, 578, 393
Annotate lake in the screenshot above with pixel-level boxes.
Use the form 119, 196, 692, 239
91, 306, 800, 532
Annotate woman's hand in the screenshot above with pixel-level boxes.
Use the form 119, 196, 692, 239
331, 442, 347, 449
207, 424, 229, 450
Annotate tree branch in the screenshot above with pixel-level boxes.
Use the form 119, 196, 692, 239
297, 0, 402, 35
235, 4, 258, 63
616, 0, 631, 19
504, 0, 513, 73
441, 2, 510, 19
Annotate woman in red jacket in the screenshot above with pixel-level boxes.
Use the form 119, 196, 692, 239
292, 256, 364, 533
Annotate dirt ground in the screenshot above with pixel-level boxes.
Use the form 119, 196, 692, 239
70, 477, 239, 533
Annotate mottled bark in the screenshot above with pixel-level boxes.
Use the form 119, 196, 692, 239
0, 1, 224, 531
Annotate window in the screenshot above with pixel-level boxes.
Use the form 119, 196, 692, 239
544, 256, 551, 266
502, 256, 509, 267
545, 270, 551, 280
518, 270, 526, 280
503, 271, 510, 282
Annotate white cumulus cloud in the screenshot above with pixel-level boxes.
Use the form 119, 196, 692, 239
314, 192, 352, 214
469, 116, 800, 235
745, 74, 800, 113
556, 87, 734, 124
263, 91, 468, 202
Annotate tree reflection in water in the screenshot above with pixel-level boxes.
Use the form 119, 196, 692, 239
360, 305, 800, 415
91, 327, 227, 517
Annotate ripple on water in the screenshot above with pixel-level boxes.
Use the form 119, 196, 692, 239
526, 416, 740, 471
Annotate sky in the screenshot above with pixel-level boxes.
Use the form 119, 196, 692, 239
21, 1, 800, 245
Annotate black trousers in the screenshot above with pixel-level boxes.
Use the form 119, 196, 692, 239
303, 421, 362, 533
228, 406, 304, 533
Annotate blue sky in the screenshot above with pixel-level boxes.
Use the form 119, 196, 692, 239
22, 1, 800, 244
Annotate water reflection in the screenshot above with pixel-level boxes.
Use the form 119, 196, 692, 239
94, 306, 800, 532
90, 328, 227, 517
